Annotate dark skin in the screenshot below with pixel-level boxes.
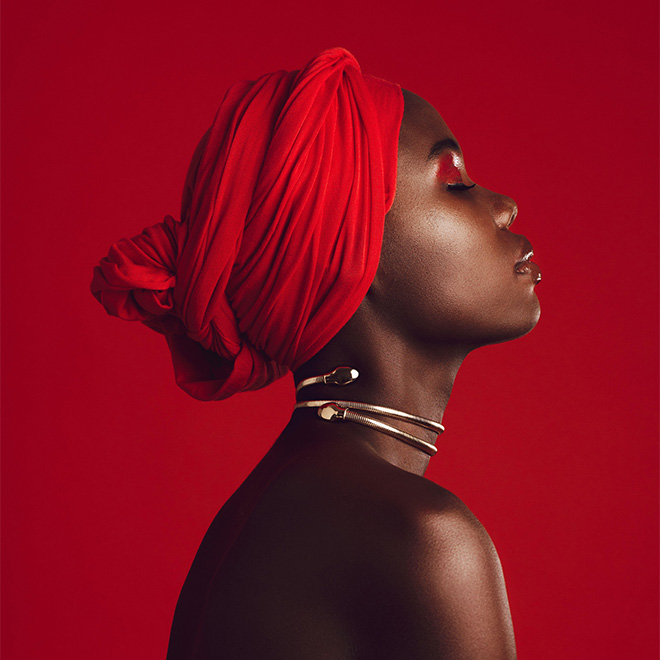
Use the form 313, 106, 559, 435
166, 90, 540, 660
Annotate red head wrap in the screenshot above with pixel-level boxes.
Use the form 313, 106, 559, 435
91, 48, 403, 400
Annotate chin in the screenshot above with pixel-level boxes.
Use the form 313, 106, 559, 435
515, 309, 541, 339
499, 299, 541, 343
469, 299, 541, 348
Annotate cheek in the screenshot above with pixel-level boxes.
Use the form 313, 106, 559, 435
375, 213, 486, 319
373, 209, 526, 341
392, 212, 498, 296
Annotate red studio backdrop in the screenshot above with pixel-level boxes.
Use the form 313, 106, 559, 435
2, 1, 658, 658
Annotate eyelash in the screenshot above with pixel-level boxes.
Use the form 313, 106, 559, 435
446, 182, 476, 192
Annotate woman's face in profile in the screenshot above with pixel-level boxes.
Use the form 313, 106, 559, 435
369, 89, 541, 348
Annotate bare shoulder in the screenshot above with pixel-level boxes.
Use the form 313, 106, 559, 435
206, 449, 516, 659
259, 444, 491, 555
263, 447, 510, 593
351, 466, 508, 601
390, 478, 518, 660
402, 479, 507, 598
268, 456, 517, 659
404, 478, 498, 565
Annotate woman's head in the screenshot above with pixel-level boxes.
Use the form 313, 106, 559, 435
91, 48, 540, 402
295, 89, 541, 386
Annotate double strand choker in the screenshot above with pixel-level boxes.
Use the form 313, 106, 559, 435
293, 367, 444, 457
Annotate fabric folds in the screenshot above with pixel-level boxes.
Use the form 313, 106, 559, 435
91, 48, 403, 400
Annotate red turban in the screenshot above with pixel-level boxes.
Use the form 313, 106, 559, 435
91, 48, 403, 400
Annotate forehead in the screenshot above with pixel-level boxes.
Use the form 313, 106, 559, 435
398, 90, 458, 160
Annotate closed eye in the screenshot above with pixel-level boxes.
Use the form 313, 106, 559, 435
447, 182, 476, 191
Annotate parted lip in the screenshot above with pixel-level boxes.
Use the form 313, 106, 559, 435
515, 238, 535, 266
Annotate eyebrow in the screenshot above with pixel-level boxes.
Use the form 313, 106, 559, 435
427, 138, 462, 160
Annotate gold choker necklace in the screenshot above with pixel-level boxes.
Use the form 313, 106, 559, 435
294, 367, 444, 457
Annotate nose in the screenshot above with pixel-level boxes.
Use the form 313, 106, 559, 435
492, 192, 518, 230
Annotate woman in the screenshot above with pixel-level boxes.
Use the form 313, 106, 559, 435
92, 48, 539, 659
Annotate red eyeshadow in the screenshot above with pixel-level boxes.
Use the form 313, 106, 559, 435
436, 152, 463, 184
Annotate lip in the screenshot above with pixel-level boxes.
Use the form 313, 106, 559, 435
514, 238, 541, 284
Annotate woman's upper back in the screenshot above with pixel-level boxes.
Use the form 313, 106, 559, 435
167, 435, 516, 660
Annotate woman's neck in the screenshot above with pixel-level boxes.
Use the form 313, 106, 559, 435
290, 316, 471, 476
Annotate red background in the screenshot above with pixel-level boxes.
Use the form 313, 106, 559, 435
3, 1, 658, 658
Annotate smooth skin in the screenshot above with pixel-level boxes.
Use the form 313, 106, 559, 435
166, 90, 540, 660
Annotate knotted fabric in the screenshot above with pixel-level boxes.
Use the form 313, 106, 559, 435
91, 48, 403, 400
